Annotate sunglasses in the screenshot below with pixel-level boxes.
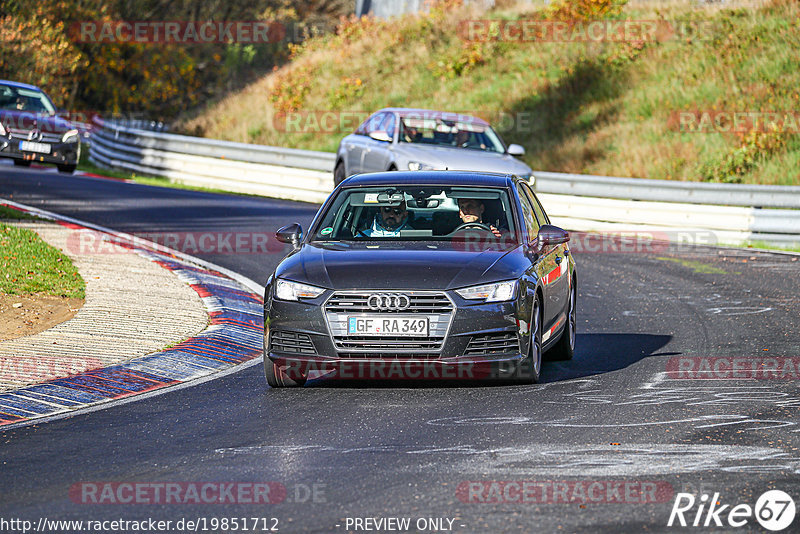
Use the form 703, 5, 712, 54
381, 207, 406, 215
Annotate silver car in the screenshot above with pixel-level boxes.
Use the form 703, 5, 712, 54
334, 108, 533, 185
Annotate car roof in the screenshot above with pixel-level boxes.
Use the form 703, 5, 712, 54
0, 80, 43, 92
342, 171, 516, 188
376, 108, 490, 127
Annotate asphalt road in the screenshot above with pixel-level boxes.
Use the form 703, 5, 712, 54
1, 167, 799, 533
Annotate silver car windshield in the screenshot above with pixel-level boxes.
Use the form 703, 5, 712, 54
0, 84, 56, 115
312, 186, 519, 245
398, 117, 505, 153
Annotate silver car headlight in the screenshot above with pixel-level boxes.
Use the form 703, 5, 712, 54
408, 161, 436, 171
275, 279, 325, 301
61, 129, 79, 143
455, 280, 517, 303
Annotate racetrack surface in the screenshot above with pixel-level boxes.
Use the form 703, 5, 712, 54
1, 167, 799, 533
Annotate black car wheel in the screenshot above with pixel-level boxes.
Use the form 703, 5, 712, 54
13, 159, 31, 167
548, 280, 576, 361
57, 164, 76, 174
333, 161, 346, 186
508, 297, 541, 384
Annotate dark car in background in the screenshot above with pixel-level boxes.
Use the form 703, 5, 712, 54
264, 171, 576, 387
334, 108, 533, 185
0, 80, 81, 173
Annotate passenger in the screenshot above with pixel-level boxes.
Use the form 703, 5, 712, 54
362, 201, 410, 237
457, 198, 503, 238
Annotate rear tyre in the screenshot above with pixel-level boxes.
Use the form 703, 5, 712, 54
333, 161, 346, 186
57, 164, 76, 174
13, 159, 31, 167
548, 281, 576, 361
263, 338, 307, 388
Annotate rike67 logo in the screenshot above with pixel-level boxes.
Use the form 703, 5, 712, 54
668, 490, 795, 531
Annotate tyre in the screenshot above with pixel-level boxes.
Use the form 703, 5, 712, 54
57, 164, 76, 174
548, 280, 576, 361
333, 161, 346, 186
263, 338, 306, 387
13, 159, 31, 167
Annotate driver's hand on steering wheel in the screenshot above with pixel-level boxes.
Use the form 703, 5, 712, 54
489, 225, 502, 238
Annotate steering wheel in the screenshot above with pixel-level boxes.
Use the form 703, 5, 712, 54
453, 222, 492, 233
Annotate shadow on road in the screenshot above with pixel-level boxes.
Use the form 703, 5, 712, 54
283, 332, 676, 389
541, 332, 676, 383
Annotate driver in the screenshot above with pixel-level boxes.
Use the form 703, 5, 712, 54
457, 198, 502, 238
362, 201, 410, 237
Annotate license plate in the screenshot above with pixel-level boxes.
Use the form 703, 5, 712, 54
19, 141, 51, 154
347, 315, 429, 336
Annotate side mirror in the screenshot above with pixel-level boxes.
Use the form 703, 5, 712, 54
276, 223, 303, 248
507, 144, 525, 156
368, 130, 392, 143
535, 224, 570, 249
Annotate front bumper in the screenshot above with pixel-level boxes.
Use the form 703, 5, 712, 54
0, 137, 80, 166
264, 289, 529, 376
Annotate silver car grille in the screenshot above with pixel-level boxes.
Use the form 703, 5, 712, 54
7, 129, 63, 143
324, 291, 454, 353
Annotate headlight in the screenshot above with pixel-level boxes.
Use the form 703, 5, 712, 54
274, 279, 325, 301
0, 122, 6, 136
455, 280, 517, 303
61, 129, 79, 143
408, 161, 436, 171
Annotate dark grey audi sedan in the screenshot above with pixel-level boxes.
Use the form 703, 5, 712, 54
264, 171, 576, 387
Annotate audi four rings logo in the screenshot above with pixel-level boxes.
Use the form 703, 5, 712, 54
367, 293, 411, 311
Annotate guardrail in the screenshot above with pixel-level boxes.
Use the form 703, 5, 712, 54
89, 117, 800, 248
89, 117, 334, 203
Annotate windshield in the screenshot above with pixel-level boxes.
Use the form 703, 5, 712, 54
312, 185, 519, 247
0, 84, 56, 115
398, 117, 505, 153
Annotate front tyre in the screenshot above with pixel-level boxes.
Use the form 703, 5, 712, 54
498, 298, 541, 384
57, 164, 76, 174
13, 159, 31, 167
263, 339, 306, 387
548, 281, 576, 361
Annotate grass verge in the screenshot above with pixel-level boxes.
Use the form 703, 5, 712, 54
0, 219, 85, 299
181, 0, 800, 185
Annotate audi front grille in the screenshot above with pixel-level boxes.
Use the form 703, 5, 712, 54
324, 291, 455, 354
